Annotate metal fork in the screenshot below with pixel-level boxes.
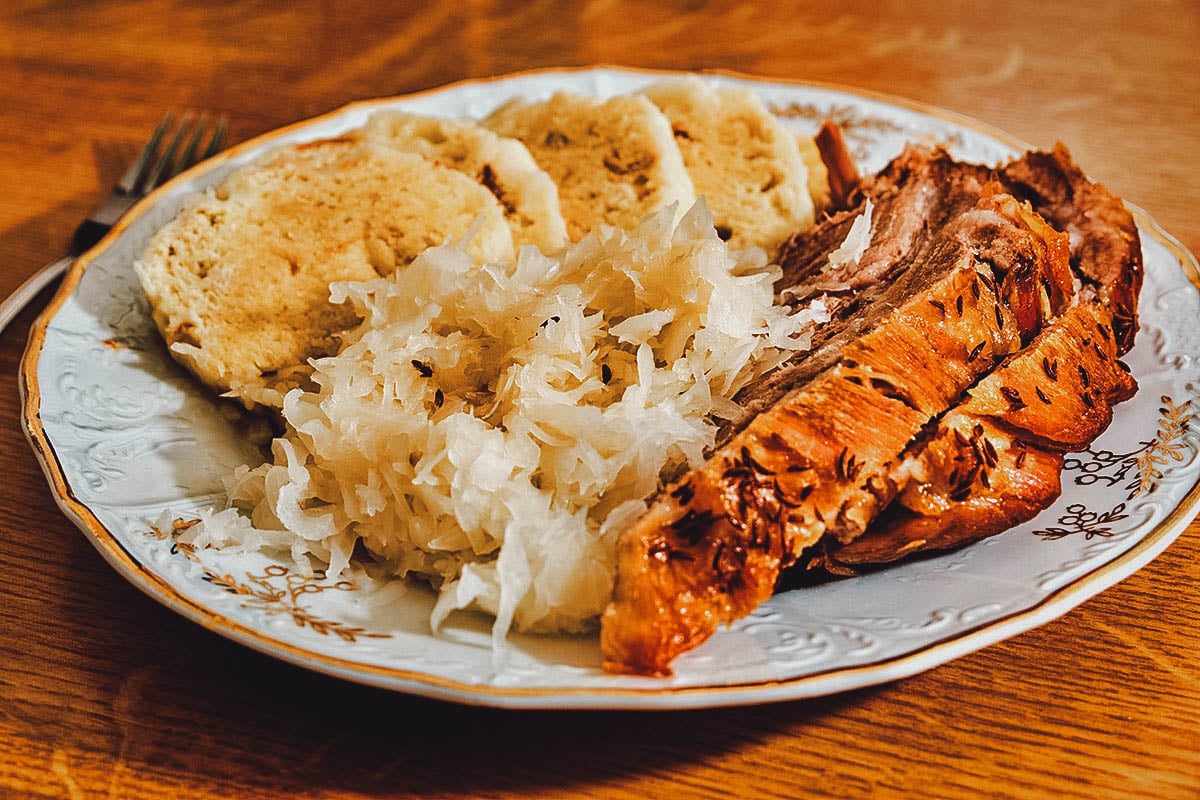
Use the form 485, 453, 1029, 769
0, 111, 228, 334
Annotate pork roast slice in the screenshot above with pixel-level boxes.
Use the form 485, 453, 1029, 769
600, 174, 1074, 676
825, 299, 1137, 567
600, 142, 1141, 677
820, 144, 1144, 566
999, 144, 1142, 353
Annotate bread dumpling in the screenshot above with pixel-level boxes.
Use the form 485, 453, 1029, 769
135, 136, 514, 409
642, 77, 815, 252
484, 91, 696, 241
361, 111, 568, 253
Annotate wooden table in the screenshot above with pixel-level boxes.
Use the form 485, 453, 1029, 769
3, 2, 1198, 797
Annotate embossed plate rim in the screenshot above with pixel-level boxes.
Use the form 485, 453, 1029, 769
20, 66, 1200, 709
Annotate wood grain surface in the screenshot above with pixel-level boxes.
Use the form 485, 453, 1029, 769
2, 2, 1199, 798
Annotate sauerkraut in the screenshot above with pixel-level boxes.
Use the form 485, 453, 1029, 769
184, 201, 828, 643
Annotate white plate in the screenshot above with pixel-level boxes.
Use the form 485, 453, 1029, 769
21, 67, 1200, 710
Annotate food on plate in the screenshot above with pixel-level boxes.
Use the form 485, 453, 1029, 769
999, 145, 1142, 353
642, 76, 815, 251
826, 301, 1136, 567
136, 135, 519, 408
600, 143, 1142, 675
131, 78, 1142, 679
360, 111, 569, 253
179, 202, 828, 639
813, 120, 862, 210
818, 146, 1142, 567
484, 91, 698, 240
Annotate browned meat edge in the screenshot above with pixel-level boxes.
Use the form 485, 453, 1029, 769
600, 143, 1142, 676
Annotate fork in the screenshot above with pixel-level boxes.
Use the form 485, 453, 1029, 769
0, 111, 228, 335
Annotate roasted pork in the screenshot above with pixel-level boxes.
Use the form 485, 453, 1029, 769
825, 300, 1137, 567
601, 143, 1142, 676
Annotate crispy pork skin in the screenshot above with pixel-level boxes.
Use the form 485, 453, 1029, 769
827, 301, 1137, 567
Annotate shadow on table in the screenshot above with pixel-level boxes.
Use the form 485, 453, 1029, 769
0, 136, 156, 338
10, 526, 869, 798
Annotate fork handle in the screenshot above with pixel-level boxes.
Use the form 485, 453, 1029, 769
73, 218, 112, 254
0, 255, 73, 336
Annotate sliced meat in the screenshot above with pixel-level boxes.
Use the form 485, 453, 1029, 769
820, 418, 1068, 566
784, 141, 1142, 352
776, 145, 992, 297
1000, 143, 1143, 353
600, 186, 1073, 676
734, 145, 1027, 441
815, 143, 1143, 567
600, 142, 1142, 677
826, 299, 1137, 567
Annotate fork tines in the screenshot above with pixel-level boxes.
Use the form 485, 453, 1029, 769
119, 111, 229, 196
